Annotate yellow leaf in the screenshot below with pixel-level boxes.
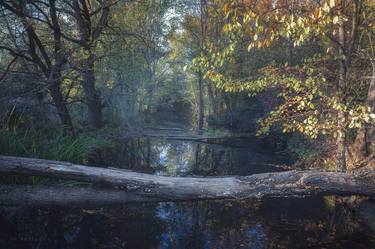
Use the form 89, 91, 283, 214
247, 43, 254, 51
329, 0, 335, 8
333, 16, 339, 24
297, 17, 303, 26
314, 8, 322, 19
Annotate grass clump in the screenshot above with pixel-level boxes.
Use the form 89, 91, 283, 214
0, 128, 111, 164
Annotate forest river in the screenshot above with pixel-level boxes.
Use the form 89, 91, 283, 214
1, 137, 375, 249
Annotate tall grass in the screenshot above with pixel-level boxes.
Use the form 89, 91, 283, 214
0, 128, 113, 185
0, 128, 111, 163
0, 107, 113, 185
1, 104, 113, 163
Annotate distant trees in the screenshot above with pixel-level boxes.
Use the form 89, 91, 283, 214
98, 0, 187, 125
182, 0, 214, 130
128, 0, 171, 123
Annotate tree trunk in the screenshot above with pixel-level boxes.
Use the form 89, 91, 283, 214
198, 71, 205, 131
337, 12, 348, 172
82, 53, 103, 129
206, 83, 217, 119
145, 69, 153, 123
223, 92, 234, 130
145, 47, 154, 123
286, 38, 293, 65
72, 0, 107, 129
1, 155, 375, 202
337, 64, 347, 172
351, 63, 375, 162
47, 0, 75, 135
47, 76, 75, 135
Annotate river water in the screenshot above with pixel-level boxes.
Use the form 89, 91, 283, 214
1, 137, 375, 248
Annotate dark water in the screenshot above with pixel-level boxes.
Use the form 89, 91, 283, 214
96, 137, 288, 176
1, 138, 375, 249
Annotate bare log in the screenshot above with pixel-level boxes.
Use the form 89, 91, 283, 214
1, 155, 375, 202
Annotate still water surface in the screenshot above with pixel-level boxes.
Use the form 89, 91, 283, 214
1, 138, 375, 248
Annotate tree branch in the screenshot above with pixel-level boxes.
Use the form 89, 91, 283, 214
0, 55, 17, 82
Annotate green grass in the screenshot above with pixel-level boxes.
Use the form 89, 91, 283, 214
0, 127, 113, 185
0, 128, 111, 163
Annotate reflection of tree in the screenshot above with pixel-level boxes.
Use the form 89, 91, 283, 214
258, 197, 373, 249
187, 202, 204, 249
163, 142, 193, 176
100, 204, 164, 249
94, 137, 290, 177
0, 204, 165, 249
0, 207, 66, 248
154, 198, 375, 249
154, 200, 262, 248
1, 197, 375, 249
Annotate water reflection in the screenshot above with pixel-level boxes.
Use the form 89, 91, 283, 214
1, 138, 375, 248
97, 137, 288, 176
1, 197, 375, 249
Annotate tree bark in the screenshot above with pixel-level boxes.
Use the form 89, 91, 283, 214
48, 77, 75, 135
337, 59, 347, 172
72, 0, 109, 129
337, 4, 348, 172
1, 155, 375, 202
197, 0, 207, 132
351, 63, 375, 162
206, 82, 218, 121
145, 47, 154, 123
198, 71, 205, 131
286, 38, 293, 65
223, 92, 234, 130
81, 53, 103, 129
48, 0, 75, 135
285, 0, 293, 66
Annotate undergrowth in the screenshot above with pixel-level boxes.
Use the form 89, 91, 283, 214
0, 128, 111, 163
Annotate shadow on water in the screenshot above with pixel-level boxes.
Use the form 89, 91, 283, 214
1, 137, 375, 249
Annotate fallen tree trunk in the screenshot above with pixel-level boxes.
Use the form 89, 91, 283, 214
1, 155, 375, 202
